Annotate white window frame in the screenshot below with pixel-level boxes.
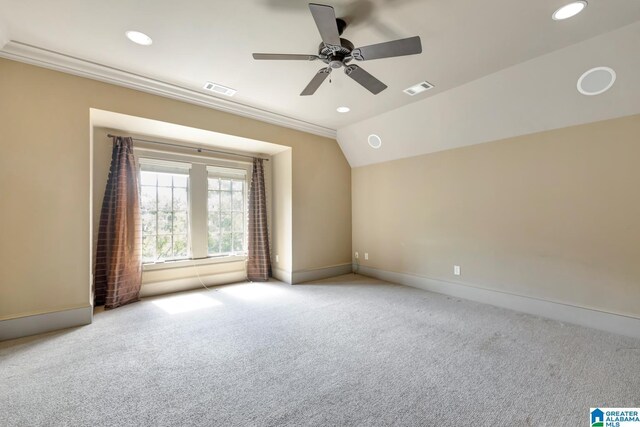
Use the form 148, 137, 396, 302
206, 165, 249, 258
138, 159, 192, 264
135, 148, 251, 271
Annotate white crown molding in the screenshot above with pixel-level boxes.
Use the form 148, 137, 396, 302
0, 40, 337, 139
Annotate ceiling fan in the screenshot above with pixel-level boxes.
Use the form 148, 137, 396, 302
252, 3, 422, 96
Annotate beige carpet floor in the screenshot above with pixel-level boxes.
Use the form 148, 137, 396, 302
1, 274, 639, 426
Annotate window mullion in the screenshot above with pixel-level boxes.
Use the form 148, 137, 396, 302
188, 164, 207, 259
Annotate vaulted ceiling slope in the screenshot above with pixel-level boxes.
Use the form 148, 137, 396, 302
339, 21, 640, 167
0, 1, 639, 166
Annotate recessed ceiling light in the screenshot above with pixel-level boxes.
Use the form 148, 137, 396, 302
125, 30, 153, 46
577, 67, 616, 96
552, 1, 587, 20
368, 134, 382, 149
337, 106, 350, 113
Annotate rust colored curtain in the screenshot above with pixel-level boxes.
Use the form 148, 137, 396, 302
247, 158, 272, 281
94, 137, 142, 309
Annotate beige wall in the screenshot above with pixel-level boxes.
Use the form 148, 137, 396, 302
353, 114, 640, 318
293, 139, 352, 272
0, 58, 351, 320
271, 149, 293, 277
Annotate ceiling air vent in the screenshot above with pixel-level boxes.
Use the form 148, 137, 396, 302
203, 81, 237, 97
403, 81, 434, 96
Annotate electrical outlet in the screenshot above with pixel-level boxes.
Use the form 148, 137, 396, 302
355, 252, 359, 259
454, 265, 461, 276
275, 255, 279, 263
364, 253, 369, 260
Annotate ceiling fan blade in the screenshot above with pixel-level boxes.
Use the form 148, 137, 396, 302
309, 3, 341, 47
344, 65, 387, 94
253, 53, 319, 61
352, 36, 422, 61
301, 67, 332, 96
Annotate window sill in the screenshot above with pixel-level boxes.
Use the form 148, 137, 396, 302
142, 255, 247, 272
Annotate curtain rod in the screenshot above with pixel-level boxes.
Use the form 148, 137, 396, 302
107, 134, 269, 161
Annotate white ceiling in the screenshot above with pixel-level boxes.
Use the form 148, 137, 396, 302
339, 21, 640, 166
1, 0, 639, 166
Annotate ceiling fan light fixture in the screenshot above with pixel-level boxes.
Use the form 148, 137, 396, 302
125, 30, 153, 46
337, 106, 350, 113
552, 1, 587, 20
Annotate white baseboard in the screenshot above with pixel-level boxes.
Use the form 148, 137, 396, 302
0, 306, 93, 341
356, 265, 640, 340
292, 263, 353, 284
272, 267, 292, 284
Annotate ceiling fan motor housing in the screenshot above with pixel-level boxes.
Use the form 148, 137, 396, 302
319, 38, 354, 68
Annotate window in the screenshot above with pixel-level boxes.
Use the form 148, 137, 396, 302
137, 155, 249, 265
207, 166, 247, 256
139, 161, 191, 262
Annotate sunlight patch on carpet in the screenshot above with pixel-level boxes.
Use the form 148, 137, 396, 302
152, 293, 222, 314
218, 283, 285, 301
